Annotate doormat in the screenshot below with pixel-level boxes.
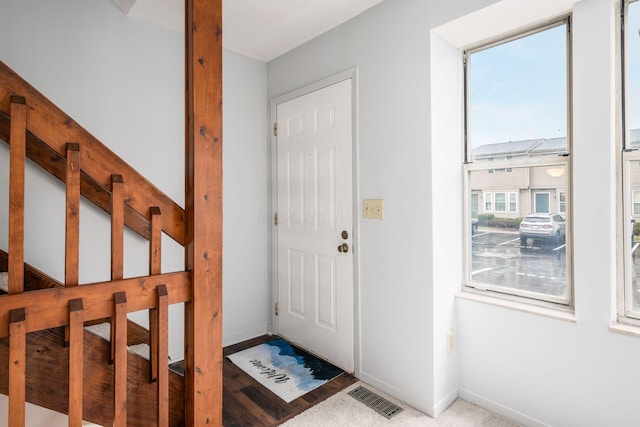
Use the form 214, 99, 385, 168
227, 337, 343, 403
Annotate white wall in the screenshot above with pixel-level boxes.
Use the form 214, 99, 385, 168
437, 0, 640, 426
222, 49, 270, 346
0, 0, 269, 367
267, 0, 498, 416
270, 0, 640, 424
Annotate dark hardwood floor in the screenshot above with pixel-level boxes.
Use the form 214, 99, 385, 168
171, 335, 357, 427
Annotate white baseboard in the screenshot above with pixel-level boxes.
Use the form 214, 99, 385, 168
223, 325, 269, 347
433, 387, 458, 417
457, 387, 550, 427
358, 370, 434, 417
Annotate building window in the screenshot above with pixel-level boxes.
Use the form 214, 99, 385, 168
559, 192, 566, 213
621, 0, 640, 324
509, 192, 518, 213
494, 193, 506, 212
633, 191, 640, 216
464, 18, 572, 306
484, 192, 492, 212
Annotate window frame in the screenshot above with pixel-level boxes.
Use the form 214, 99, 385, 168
462, 16, 574, 308
484, 192, 493, 212
620, 0, 640, 325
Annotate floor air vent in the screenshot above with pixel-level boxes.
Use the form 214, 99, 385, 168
347, 385, 404, 419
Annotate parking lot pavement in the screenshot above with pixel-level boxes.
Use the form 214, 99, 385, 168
470, 231, 567, 297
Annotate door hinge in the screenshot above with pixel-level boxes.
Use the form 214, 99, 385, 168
275, 302, 279, 316
274, 212, 278, 226
273, 122, 278, 137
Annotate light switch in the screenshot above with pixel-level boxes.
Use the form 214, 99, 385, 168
363, 199, 384, 219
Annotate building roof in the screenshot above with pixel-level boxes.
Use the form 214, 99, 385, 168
472, 137, 567, 159
472, 138, 544, 159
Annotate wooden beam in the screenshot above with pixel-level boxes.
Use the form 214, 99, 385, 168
65, 143, 81, 287
0, 62, 186, 246
0, 271, 191, 338
68, 298, 84, 427
8, 308, 26, 427
8, 96, 26, 295
184, 0, 223, 425
113, 292, 128, 426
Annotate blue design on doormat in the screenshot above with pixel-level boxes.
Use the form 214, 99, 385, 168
227, 338, 344, 402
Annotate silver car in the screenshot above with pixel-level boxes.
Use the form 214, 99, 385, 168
519, 213, 566, 245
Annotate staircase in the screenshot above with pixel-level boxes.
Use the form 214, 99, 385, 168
0, 250, 185, 425
0, 1, 223, 425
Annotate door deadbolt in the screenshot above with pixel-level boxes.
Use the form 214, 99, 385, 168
338, 243, 349, 253
341, 230, 349, 240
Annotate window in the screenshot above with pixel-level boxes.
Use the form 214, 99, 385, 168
494, 193, 506, 212
633, 191, 640, 216
621, 0, 640, 323
509, 192, 517, 213
484, 192, 492, 212
491, 192, 518, 213
464, 18, 572, 306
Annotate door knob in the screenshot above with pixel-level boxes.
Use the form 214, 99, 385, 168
338, 243, 349, 253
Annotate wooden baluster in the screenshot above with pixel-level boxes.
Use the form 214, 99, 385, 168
111, 174, 125, 280
110, 175, 124, 363
8, 96, 26, 295
68, 298, 85, 427
149, 207, 162, 382
65, 143, 80, 287
156, 285, 169, 427
113, 292, 128, 426
8, 308, 26, 427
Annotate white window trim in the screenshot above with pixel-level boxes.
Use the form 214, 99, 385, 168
462, 16, 573, 309
618, 0, 640, 327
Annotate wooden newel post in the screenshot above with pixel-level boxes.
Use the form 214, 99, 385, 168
184, 0, 223, 425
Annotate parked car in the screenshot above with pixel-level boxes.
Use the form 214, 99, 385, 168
519, 213, 566, 245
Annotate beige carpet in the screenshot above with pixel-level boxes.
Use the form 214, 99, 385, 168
282, 382, 522, 427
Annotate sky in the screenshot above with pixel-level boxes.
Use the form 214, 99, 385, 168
469, 5, 640, 153
467, 24, 568, 151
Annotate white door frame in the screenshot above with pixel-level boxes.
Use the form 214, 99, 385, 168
269, 68, 360, 375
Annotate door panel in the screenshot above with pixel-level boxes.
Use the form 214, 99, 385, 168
276, 79, 353, 371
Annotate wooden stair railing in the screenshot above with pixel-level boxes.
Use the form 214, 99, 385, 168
0, 60, 186, 246
0, 93, 191, 425
1, 2, 222, 424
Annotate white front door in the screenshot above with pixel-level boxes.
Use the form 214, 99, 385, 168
276, 79, 354, 372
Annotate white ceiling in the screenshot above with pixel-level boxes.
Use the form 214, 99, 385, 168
112, 0, 385, 62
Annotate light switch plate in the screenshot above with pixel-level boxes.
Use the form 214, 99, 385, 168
363, 199, 384, 219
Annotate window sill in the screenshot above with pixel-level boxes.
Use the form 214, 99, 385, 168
610, 322, 640, 338
456, 290, 576, 323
